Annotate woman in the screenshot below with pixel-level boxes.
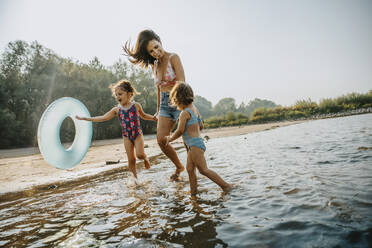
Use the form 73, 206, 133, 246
123, 29, 185, 181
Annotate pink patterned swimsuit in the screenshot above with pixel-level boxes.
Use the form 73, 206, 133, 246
117, 103, 142, 142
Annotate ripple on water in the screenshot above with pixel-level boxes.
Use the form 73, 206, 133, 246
1, 114, 372, 247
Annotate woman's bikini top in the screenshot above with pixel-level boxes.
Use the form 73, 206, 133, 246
155, 53, 176, 87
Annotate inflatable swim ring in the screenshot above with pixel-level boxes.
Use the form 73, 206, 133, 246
37, 97, 92, 169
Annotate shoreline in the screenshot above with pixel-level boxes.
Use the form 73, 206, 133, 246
0, 120, 305, 198
1, 109, 370, 159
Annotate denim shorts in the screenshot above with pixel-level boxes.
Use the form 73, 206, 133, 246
159, 92, 181, 121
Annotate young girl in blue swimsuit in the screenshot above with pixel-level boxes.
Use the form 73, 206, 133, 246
166, 83, 232, 195
76, 80, 157, 180
123, 29, 186, 181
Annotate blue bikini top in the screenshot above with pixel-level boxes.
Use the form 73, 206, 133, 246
184, 108, 202, 127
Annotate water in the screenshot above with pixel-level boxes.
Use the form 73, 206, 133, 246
1, 114, 371, 247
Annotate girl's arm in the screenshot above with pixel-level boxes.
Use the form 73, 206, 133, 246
170, 54, 185, 82
196, 107, 204, 130
200, 120, 204, 131
167, 111, 189, 143
135, 103, 157, 121
76, 107, 117, 122
151, 63, 160, 117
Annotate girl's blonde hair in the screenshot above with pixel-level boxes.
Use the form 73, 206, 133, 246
109, 80, 140, 98
170, 82, 194, 106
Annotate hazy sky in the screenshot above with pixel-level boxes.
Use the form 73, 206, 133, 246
1, 0, 371, 106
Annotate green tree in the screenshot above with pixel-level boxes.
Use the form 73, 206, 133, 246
244, 98, 277, 117
226, 111, 236, 121
213, 97, 236, 116
0, 40, 159, 148
194, 95, 213, 118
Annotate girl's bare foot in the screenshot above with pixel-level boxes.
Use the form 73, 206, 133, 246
170, 166, 184, 181
222, 184, 233, 193
127, 174, 140, 187
144, 158, 151, 169
190, 191, 197, 197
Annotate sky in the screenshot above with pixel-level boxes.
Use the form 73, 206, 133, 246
0, 0, 371, 106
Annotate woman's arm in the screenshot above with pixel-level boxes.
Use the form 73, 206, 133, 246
156, 85, 160, 115
170, 54, 185, 82
76, 107, 117, 122
150, 63, 160, 116
135, 103, 157, 121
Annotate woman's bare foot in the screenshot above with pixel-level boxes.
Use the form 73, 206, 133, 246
170, 166, 184, 181
144, 158, 151, 169
170, 172, 181, 181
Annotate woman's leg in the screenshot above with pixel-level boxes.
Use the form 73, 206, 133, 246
157, 116, 185, 179
186, 151, 197, 195
123, 137, 137, 178
190, 147, 232, 192
134, 134, 150, 169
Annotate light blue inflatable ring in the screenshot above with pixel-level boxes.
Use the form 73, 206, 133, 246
37, 97, 92, 169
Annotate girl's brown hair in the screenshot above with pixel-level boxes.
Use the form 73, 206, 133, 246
170, 82, 194, 106
123, 29, 161, 69
109, 79, 140, 97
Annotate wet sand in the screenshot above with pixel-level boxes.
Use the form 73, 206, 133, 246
0, 121, 304, 196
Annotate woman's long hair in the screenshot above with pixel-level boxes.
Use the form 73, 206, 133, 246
123, 29, 161, 69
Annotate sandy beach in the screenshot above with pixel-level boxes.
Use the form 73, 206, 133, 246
0, 120, 304, 197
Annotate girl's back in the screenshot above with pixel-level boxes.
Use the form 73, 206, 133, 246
184, 105, 202, 138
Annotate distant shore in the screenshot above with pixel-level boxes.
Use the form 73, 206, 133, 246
0, 120, 305, 197
2, 108, 371, 159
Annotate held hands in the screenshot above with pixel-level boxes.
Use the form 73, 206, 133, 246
165, 136, 170, 146
152, 111, 159, 121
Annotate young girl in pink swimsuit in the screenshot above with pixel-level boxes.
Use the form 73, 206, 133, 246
76, 79, 157, 180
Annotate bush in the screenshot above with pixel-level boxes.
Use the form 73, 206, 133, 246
319, 98, 343, 113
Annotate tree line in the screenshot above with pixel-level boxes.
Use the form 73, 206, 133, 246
201, 91, 372, 128
0, 41, 276, 148
248, 92, 372, 124
0, 41, 158, 148
1, 41, 371, 148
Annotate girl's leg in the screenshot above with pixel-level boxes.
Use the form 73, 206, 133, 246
157, 116, 185, 179
190, 147, 232, 192
123, 137, 137, 178
186, 151, 197, 195
134, 134, 150, 169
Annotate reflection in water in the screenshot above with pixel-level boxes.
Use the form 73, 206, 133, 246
1, 114, 372, 247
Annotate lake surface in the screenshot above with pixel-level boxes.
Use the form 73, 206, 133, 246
1, 114, 371, 247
